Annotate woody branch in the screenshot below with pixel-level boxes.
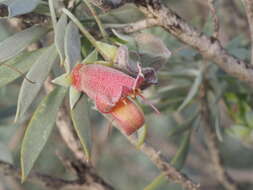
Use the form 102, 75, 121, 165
98, 0, 253, 86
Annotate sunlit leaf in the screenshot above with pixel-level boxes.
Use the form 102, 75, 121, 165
0, 48, 46, 88
21, 86, 67, 182
0, 26, 48, 62
70, 95, 91, 161
15, 45, 58, 122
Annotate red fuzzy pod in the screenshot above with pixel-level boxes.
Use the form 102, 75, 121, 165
108, 97, 144, 135
71, 64, 144, 113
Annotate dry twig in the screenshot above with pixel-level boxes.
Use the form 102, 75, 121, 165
120, 131, 200, 190
207, 0, 219, 38
101, 0, 253, 86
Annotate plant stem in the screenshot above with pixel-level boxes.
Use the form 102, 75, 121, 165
82, 0, 108, 40
62, 8, 109, 61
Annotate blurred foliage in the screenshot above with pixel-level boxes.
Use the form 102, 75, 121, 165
0, 0, 253, 190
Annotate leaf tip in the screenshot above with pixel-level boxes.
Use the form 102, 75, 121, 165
52, 73, 71, 87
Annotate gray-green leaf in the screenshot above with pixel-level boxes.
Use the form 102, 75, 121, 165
144, 173, 167, 190
15, 45, 58, 122
83, 49, 97, 63
171, 131, 191, 170
136, 124, 147, 148
1, 0, 41, 17
177, 70, 203, 112
55, 14, 67, 65
0, 25, 48, 62
0, 48, 46, 88
21, 86, 67, 182
70, 95, 91, 161
100, 3, 145, 24
0, 142, 13, 164
65, 21, 81, 72
69, 86, 81, 109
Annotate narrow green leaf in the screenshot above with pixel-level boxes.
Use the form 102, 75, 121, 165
70, 95, 91, 161
0, 48, 46, 88
69, 86, 81, 109
177, 70, 203, 112
95, 41, 117, 62
48, 0, 57, 29
208, 91, 223, 141
15, 45, 58, 122
65, 21, 81, 72
21, 86, 67, 182
55, 14, 67, 65
215, 113, 223, 142
0, 26, 48, 62
171, 131, 191, 170
83, 49, 97, 63
99, 4, 145, 24
144, 130, 191, 190
1, 0, 41, 17
144, 173, 167, 190
136, 124, 147, 148
168, 111, 199, 137
52, 73, 71, 87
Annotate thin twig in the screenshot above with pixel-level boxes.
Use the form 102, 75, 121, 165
82, 0, 108, 40
241, 0, 253, 65
119, 131, 200, 190
89, 0, 113, 12
0, 160, 114, 190
136, 1, 253, 86
98, 0, 253, 86
207, 0, 219, 38
0, 160, 75, 189
62, 8, 110, 61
